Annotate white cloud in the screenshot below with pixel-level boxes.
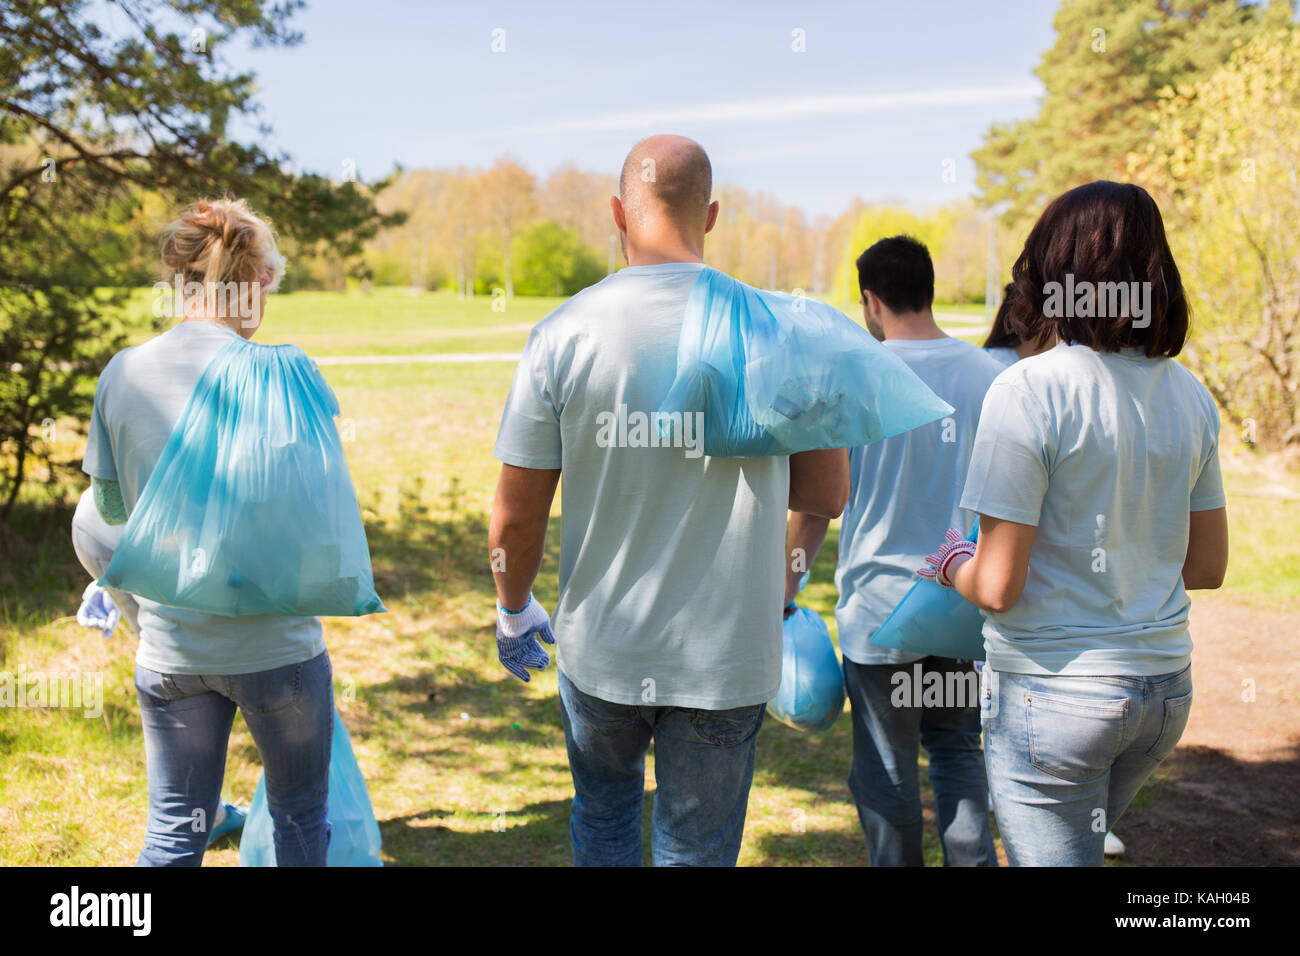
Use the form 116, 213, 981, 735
504, 82, 1042, 135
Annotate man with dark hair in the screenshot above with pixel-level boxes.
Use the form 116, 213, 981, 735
489, 134, 849, 866
787, 234, 1001, 866
855, 235, 936, 338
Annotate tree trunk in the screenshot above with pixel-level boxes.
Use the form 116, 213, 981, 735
503, 225, 513, 299
1, 436, 29, 524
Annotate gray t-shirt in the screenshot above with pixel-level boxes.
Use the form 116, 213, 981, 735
836, 337, 1004, 665
960, 343, 1226, 676
83, 321, 325, 675
493, 262, 788, 709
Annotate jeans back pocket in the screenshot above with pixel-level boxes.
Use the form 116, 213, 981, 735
688, 705, 765, 748
233, 660, 304, 715
1026, 689, 1129, 784
134, 665, 182, 707
1145, 689, 1193, 763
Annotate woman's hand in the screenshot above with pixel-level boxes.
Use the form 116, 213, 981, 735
917, 528, 976, 589
921, 517, 1036, 614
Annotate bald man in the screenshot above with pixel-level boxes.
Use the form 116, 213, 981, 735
488, 135, 849, 866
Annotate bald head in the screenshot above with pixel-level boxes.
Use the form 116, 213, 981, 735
619, 134, 713, 231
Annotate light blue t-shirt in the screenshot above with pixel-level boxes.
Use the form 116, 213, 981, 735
835, 337, 1004, 665
984, 345, 1020, 370
83, 321, 325, 676
960, 343, 1226, 677
493, 262, 789, 709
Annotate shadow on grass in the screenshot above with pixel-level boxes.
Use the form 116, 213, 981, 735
0, 496, 85, 637
379, 799, 574, 866
360, 483, 562, 607
1116, 739, 1300, 867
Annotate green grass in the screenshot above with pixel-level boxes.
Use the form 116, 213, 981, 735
121, 286, 563, 356
0, 287, 1289, 866
120, 286, 988, 355
1219, 469, 1300, 604
934, 301, 991, 317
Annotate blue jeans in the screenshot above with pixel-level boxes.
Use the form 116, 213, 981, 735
134, 650, 334, 866
843, 657, 997, 866
982, 665, 1193, 866
557, 668, 765, 866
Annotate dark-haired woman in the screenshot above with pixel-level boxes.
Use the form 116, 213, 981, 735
918, 181, 1229, 866
982, 284, 1053, 370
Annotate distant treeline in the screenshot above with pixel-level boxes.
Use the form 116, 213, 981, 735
358, 161, 997, 305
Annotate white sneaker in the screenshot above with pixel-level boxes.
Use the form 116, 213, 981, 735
1104, 831, 1125, 857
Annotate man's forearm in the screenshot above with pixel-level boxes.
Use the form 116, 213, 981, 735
789, 448, 849, 518
489, 465, 560, 611
489, 512, 547, 611
785, 511, 831, 606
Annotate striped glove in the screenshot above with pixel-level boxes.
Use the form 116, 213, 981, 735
917, 528, 976, 589
496, 594, 556, 683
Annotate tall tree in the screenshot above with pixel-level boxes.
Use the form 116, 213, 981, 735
1134, 26, 1300, 448
539, 164, 617, 262
479, 157, 536, 299
974, 0, 1293, 228
0, 0, 402, 522
442, 168, 483, 297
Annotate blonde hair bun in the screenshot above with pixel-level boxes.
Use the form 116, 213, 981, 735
161, 197, 286, 296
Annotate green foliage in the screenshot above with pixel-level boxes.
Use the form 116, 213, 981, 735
974, 0, 1294, 228
1134, 27, 1300, 448
832, 203, 992, 305
511, 221, 605, 297
0, 0, 403, 520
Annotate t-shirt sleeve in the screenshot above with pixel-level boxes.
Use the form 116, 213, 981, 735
1190, 401, 1227, 512
959, 378, 1053, 527
82, 367, 118, 481
493, 326, 563, 470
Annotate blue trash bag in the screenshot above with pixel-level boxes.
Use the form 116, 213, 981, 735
870, 522, 985, 660
239, 707, 383, 867
658, 267, 953, 457
767, 607, 845, 732
100, 337, 386, 618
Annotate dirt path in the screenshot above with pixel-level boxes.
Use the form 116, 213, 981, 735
1117, 593, 1300, 866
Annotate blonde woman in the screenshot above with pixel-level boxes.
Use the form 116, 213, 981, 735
83, 199, 333, 866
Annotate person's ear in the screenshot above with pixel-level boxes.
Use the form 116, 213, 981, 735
704, 200, 719, 235
610, 195, 627, 234
861, 289, 875, 318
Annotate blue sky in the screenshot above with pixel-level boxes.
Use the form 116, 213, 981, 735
229, 0, 1059, 216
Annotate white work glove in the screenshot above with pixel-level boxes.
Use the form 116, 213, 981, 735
496, 594, 556, 682
77, 582, 122, 638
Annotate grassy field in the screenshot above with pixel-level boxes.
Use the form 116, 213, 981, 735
1, 287, 1294, 866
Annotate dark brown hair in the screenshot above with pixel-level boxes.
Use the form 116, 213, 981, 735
982, 283, 1021, 349
1007, 181, 1189, 357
